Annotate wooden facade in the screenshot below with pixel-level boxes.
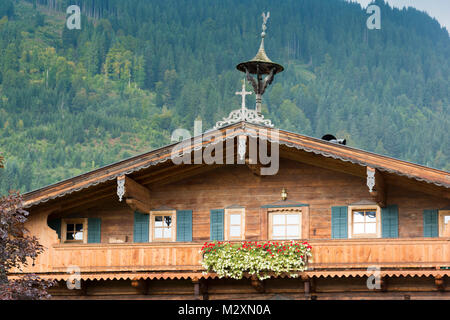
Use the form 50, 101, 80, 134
11, 122, 450, 299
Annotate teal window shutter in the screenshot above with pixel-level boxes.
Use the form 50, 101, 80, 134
176, 210, 193, 242
48, 218, 61, 239
331, 206, 348, 239
133, 211, 149, 242
381, 205, 399, 238
210, 209, 224, 240
423, 209, 438, 237
88, 218, 101, 243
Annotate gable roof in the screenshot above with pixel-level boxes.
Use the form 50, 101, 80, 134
22, 121, 450, 208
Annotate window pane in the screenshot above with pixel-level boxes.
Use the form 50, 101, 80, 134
230, 225, 241, 237
444, 216, 450, 224
366, 211, 376, 222
273, 214, 285, 225
286, 225, 299, 237
67, 224, 74, 232
353, 223, 364, 234
75, 224, 83, 232
163, 227, 171, 238
230, 214, 241, 225
273, 225, 285, 237
164, 216, 172, 227
66, 232, 74, 240
154, 228, 162, 238
286, 214, 299, 224
353, 212, 365, 222
154, 216, 163, 227
366, 223, 376, 233
74, 231, 83, 240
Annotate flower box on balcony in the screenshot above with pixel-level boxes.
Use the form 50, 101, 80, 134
200, 240, 312, 280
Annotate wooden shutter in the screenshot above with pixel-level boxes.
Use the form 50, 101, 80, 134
423, 209, 438, 237
381, 205, 399, 238
48, 218, 61, 239
210, 209, 224, 240
331, 206, 348, 239
176, 210, 193, 242
87, 218, 101, 243
133, 211, 149, 242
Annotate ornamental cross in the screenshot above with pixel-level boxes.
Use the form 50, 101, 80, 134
236, 80, 252, 109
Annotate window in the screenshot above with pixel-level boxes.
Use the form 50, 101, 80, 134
348, 205, 381, 238
224, 208, 245, 240
150, 211, 176, 242
269, 210, 302, 240
61, 219, 87, 243
439, 210, 450, 237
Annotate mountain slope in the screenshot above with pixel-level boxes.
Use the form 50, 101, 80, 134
0, 0, 449, 194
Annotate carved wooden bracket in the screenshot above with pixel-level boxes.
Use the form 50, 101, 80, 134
192, 277, 201, 300
435, 276, 445, 292
251, 277, 265, 293
131, 278, 148, 294
380, 276, 388, 292
238, 135, 247, 163
366, 167, 386, 207
199, 279, 209, 300
246, 162, 262, 177
117, 175, 151, 212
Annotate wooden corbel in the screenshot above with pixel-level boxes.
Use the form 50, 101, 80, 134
302, 275, 311, 300
245, 159, 262, 177
435, 275, 445, 292
131, 278, 148, 294
192, 277, 201, 300
366, 167, 386, 208
117, 175, 151, 212
380, 276, 388, 292
251, 276, 265, 293
200, 279, 209, 300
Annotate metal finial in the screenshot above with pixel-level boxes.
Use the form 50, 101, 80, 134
261, 12, 270, 38
235, 11, 283, 116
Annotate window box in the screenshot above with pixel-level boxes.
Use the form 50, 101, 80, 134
201, 240, 312, 280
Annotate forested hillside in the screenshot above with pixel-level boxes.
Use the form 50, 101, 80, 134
0, 0, 449, 194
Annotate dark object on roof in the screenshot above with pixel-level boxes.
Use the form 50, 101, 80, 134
322, 134, 346, 145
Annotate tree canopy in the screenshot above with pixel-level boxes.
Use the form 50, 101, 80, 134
0, 0, 448, 194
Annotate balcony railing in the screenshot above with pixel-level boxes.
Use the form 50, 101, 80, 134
15, 238, 450, 274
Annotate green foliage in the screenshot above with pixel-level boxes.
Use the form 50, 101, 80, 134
201, 241, 312, 280
0, 0, 448, 195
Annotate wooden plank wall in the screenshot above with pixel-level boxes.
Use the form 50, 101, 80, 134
37, 158, 449, 243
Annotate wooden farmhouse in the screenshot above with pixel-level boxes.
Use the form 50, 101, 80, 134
10, 120, 450, 300
9, 14, 450, 300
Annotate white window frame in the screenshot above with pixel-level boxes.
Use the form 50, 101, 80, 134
149, 210, 177, 242
61, 218, 88, 244
438, 210, 450, 237
348, 205, 381, 239
224, 208, 245, 240
268, 209, 302, 240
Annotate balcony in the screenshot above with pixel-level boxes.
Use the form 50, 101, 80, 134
12, 238, 449, 280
